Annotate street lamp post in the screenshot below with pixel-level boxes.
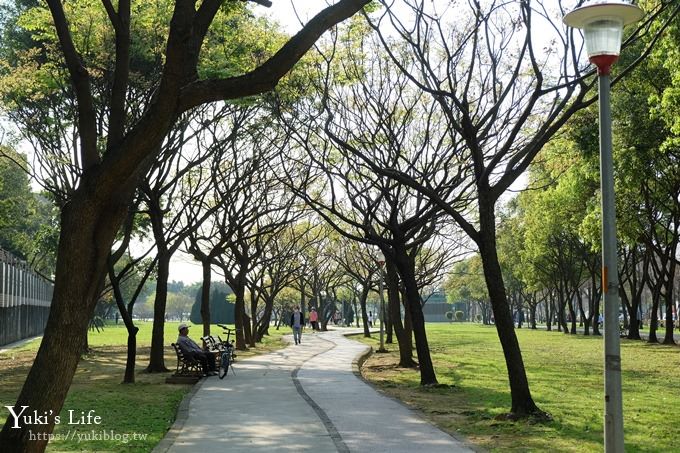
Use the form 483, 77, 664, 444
564, 2, 643, 452
376, 251, 386, 353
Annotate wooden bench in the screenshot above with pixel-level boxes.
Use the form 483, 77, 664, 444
201, 335, 226, 366
201, 335, 225, 353
166, 343, 202, 384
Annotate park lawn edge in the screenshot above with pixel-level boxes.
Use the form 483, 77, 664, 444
355, 323, 680, 453
0, 321, 287, 452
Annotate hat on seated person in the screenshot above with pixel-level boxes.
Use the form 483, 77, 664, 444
178, 323, 189, 331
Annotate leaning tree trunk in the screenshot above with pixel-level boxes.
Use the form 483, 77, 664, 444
385, 260, 416, 367
477, 195, 544, 418
0, 186, 128, 452
110, 270, 139, 383
256, 295, 275, 342
392, 247, 437, 386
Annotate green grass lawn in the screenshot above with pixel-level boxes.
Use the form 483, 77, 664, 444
357, 323, 680, 452
0, 321, 286, 452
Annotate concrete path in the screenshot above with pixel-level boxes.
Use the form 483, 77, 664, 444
155, 329, 474, 453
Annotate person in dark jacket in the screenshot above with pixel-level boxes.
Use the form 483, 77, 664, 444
290, 306, 304, 345
177, 323, 217, 376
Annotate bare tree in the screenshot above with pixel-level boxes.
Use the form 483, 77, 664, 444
142, 104, 245, 372
248, 221, 317, 342
276, 32, 464, 385
105, 204, 157, 383
357, 0, 679, 418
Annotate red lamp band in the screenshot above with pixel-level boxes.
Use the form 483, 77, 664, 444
589, 54, 619, 76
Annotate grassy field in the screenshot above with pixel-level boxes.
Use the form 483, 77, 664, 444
357, 323, 680, 452
0, 321, 286, 452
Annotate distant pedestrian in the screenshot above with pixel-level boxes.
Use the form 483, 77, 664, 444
309, 307, 319, 331
290, 306, 304, 345
368, 311, 374, 328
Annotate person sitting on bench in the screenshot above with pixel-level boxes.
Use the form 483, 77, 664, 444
177, 323, 217, 376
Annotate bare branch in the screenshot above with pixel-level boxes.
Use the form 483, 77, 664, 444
46, 0, 100, 170
178, 0, 371, 111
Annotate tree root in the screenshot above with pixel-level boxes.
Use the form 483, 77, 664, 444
494, 409, 553, 423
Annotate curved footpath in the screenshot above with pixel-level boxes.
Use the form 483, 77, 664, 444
154, 329, 475, 453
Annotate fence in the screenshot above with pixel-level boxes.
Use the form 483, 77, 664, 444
0, 249, 52, 346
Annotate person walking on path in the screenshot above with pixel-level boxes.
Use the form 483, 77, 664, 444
309, 307, 319, 331
290, 306, 304, 345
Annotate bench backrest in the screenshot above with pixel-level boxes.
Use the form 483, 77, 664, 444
171, 343, 193, 362
201, 335, 220, 350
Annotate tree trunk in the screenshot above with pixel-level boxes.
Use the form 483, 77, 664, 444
200, 260, 211, 337
0, 189, 127, 451
648, 279, 661, 343
662, 263, 676, 345
124, 328, 139, 383
358, 284, 370, 337
250, 290, 259, 347
592, 279, 602, 336
256, 295, 275, 342
402, 289, 413, 350
353, 296, 360, 328
567, 294, 577, 334
111, 273, 139, 383
392, 247, 437, 385
385, 260, 416, 367
576, 291, 590, 336
242, 312, 252, 346
147, 251, 170, 372
477, 195, 543, 417
232, 276, 248, 350
386, 309, 393, 344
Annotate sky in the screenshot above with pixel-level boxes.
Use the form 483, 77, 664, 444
259, 1, 330, 33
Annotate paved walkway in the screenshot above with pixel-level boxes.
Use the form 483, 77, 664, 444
155, 329, 475, 452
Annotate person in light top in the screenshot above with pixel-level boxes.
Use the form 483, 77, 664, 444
309, 307, 319, 331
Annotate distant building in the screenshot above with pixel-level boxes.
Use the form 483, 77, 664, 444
421, 290, 473, 322
0, 248, 53, 346
422, 290, 451, 322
